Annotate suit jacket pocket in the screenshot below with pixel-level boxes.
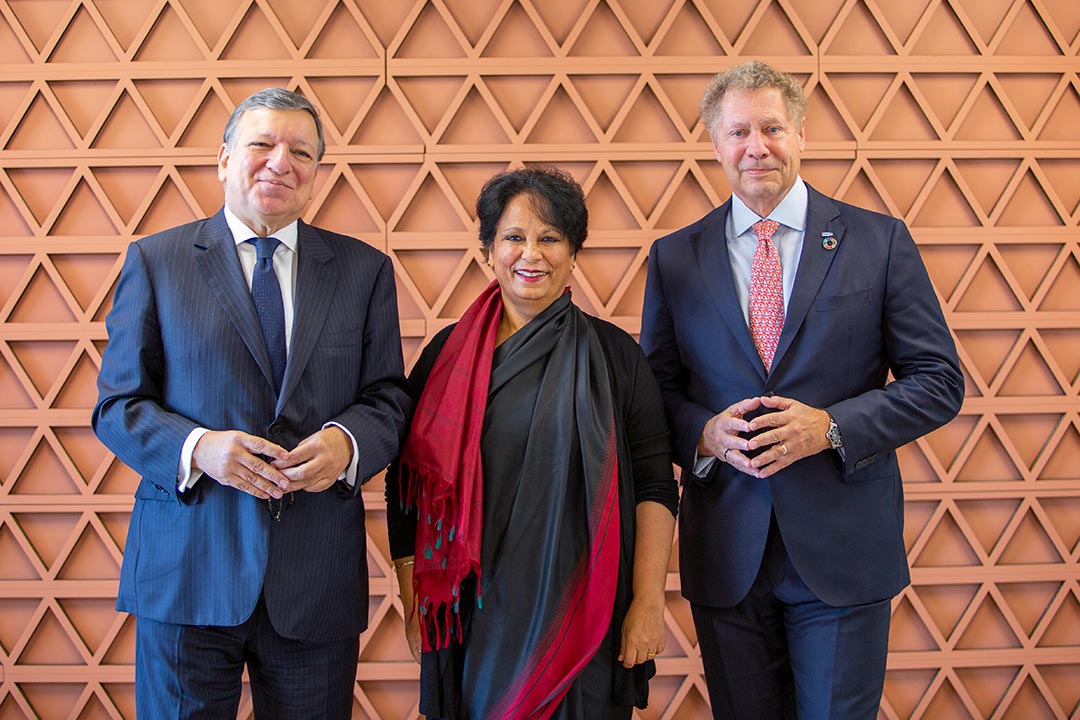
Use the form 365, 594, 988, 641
814, 287, 872, 312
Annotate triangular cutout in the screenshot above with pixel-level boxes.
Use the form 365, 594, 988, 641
655, 2, 726, 56
882, 668, 938, 718
8, 270, 78, 323
575, 247, 640, 306
395, 76, 468, 135
611, 161, 681, 219
440, 260, 490, 318
394, 3, 467, 58
997, 1, 1064, 55
48, 5, 118, 63
888, 594, 938, 650
133, 4, 204, 61
997, 74, 1061, 130
1038, 591, 1080, 646
915, 583, 980, 641
1039, 496, 1080, 552
612, 261, 648, 317
997, 582, 1062, 637
305, 77, 379, 137
997, 169, 1065, 226
954, 329, 1022, 388
9, 436, 83, 495
827, 74, 899, 132
1038, 254, 1080, 311
896, 441, 940, 484
585, 171, 638, 231
174, 166, 223, 217
954, 84, 1024, 142
525, 85, 598, 144
868, 159, 936, 216
619, 0, 670, 45
998, 338, 1065, 396
177, 90, 232, 149
1037, 158, 1080, 217
910, 73, 980, 130
911, 509, 982, 567
954, 666, 1022, 718
6, 91, 75, 150
919, 245, 978, 301
53, 426, 110, 482
350, 87, 425, 148
441, 0, 504, 47
47, 80, 116, 139
1039, 84, 1080, 140
0, 524, 40, 580
657, 172, 714, 230
955, 424, 1024, 482
569, 2, 639, 56
739, 1, 813, 55
954, 497, 1023, 552
804, 85, 856, 143
997, 413, 1064, 470
612, 84, 683, 143
305, 2, 377, 59
58, 525, 122, 580
18, 606, 85, 664
954, 594, 1022, 649
870, 81, 939, 141
0, 597, 41, 651
913, 169, 981, 227
0, 353, 36, 409
955, 256, 1023, 312
394, 174, 468, 233
482, 75, 553, 134
874, 0, 933, 45
1038, 663, 1080, 718
528, 0, 588, 45
910, 1, 979, 55
997, 243, 1063, 301
567, 74, 637, 133
309, 174, 380, 236
921, 677, 976, 718
440, 86, 512, 145
53, 351, 104, 410
800, 160, 855, 198
351, 164, 424, 223
838, 169, 890, 216
920, 413, 976, 473
653, 74, 716, 132
438, 162, 509, 220
96, 457, 141, 497
1039, 421, 1080, 481
93, 0, 154, 51
135, 177, 199, 235
998, 508, 1065, 564
0, 184, 33, 236
482, 1, 553, 57
2, 3, 48, 56
51, 178, 119, 235
1000, 674, 1059, 717
359, 605, 414, 662
826, 1, 896, 55
8, 511, 81, 569
951, 159, 1023, 220
101, 614, 137, 664
90, 167, 160, 227
220, 4, 291, 60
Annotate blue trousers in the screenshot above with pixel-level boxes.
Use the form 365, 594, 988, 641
691, 517, 891, 719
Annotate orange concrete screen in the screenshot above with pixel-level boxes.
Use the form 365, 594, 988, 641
1, 1, 1078, 718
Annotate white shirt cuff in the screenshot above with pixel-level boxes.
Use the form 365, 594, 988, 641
325, 421, 359, 487
178, 427, 210, 492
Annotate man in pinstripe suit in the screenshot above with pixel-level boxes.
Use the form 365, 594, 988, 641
93, 89, 410, 719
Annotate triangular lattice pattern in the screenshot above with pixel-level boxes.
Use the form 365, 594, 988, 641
1, 1, 1078, 718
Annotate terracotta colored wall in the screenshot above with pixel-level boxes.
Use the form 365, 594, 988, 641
1, 1, 1078, 718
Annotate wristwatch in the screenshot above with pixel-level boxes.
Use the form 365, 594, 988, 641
826, 414, 843, 451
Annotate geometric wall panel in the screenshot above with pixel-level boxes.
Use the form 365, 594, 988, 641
1, 0, 1077, 717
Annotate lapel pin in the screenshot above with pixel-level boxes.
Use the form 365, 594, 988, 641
821, 232, 837, 250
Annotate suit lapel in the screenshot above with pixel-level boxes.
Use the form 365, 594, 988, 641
771, 186, 844, 372
194, 211, 278, 390
278, 221, 336, 411
691, 202, 767, 379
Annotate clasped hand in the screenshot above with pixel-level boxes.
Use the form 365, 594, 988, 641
699, 395, 832, 478
192, 426, 353, 498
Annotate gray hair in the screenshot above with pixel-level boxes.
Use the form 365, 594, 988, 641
222, 88, 325, 161
699, 61, 806, 137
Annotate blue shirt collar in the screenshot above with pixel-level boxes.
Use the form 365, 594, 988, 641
731, 177, 807, 237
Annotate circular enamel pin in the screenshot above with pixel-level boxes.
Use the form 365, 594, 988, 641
821, 232, 837, 250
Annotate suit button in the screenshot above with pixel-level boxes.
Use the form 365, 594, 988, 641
268, 422, 284, 437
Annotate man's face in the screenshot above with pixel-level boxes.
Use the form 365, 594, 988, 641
217, 107, 318, 235
711, 87, 805, 217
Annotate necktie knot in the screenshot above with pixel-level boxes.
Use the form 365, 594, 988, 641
752, 219, 780, 244
250, 236, 280, 262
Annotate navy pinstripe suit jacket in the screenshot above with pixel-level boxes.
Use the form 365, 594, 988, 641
94, 209, 410, 641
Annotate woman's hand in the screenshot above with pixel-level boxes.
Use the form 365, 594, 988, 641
393, 557, 422, 663
619, 594, 666, 668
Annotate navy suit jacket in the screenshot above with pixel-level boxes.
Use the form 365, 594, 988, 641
93, 210, 410, 642
641, 186, 963, 608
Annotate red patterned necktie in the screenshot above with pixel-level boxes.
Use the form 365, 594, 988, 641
749, 219, 783, 371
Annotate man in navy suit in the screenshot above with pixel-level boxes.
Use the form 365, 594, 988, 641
93, 89, 410, 718
641, 61, 963, 718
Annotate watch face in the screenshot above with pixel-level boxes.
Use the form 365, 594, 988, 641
827, 422, 842, 449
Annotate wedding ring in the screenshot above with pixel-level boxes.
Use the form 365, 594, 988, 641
647, 651, 657, 657
780, 443, 788, 456
723, 448, 732, 462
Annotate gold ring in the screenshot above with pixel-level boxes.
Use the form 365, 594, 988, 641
647, 651, 657, 657
780, 443, 788, 456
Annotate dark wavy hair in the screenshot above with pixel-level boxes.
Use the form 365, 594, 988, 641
476, 167, 588, 257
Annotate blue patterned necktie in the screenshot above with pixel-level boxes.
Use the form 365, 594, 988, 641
248, 237, 286, 394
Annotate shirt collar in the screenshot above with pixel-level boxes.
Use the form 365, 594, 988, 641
223, 205, 299, 254
731, 176, 808, 237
